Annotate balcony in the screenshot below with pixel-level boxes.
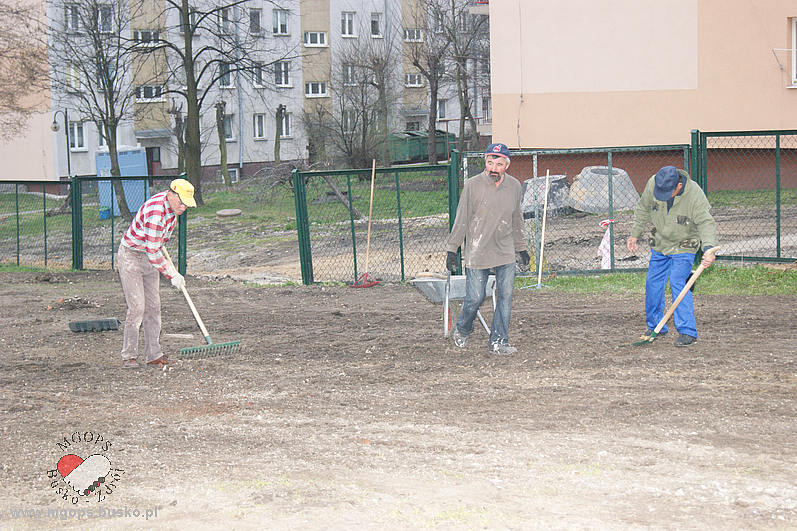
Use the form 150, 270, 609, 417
469, 0, 488, 16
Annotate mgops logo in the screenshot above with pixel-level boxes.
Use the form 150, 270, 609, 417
46, 431, 124, 504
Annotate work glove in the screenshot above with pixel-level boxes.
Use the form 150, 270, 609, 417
445, 251, 458, 274
169, 271, 185, 290
516, 250, 531, 269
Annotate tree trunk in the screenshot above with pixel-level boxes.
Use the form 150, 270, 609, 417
428, 76, 439, 164
182, 0, 204, 205
274, 104, 285, 164
215, 101, 230, 186
107, 126, 133, 222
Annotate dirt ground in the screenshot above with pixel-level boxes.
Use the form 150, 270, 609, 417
1, 270, 795, 530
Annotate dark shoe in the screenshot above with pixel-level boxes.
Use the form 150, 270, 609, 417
488, 341, 517, 355
674, 334, 697, 347
640, 328, 667, 340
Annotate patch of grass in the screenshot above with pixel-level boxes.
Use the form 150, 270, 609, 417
0, 264, 48, 272
518, 265, 797, 296
707, 187, 797, 208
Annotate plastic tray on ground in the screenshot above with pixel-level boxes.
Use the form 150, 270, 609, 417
410, 275, 495, 304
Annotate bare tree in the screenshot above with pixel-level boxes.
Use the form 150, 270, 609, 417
214, 99, 231, 185
133, 0, 295, 205
167, 99, 186, 173
404, 0, 452, 163
444, 0, 488, 152
47, 0, 137, 220
0, 0, 48, 138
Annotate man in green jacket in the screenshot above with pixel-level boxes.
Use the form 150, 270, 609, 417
627, 166, 718, 346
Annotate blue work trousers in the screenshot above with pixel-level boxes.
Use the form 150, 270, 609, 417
645, 250, 697, 338
456, 262, 515, 344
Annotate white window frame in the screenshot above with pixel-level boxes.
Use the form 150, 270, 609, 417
252, 62, 264, 88
274, 61, 290, 87
406, 120, 420, 131
135, 85, 163, 102
249, 8, 261, 34
343, 64, 357, 86
69, 121, 85, 150
370, 12, 382, 38
219, 6, 233, 34
341, 12, 355, 37
96, 4, 113, 33
304, 81, 327, 98
279, 112, 291, 138
219, 63, 233, 88
66, 63, 81, 92
304, 31, 327, 47
133, 29, 160, 46
217, 167, 239, 183
253, 113, 266, 139
438, 99, 446, 119
404, 73, 423, 87
223, 114, 235, 141
792, 18, 797, 85
96, 122, 107, 147
179, 9, 199, 35
272, 9, 288, 35
403, 28, 422, 42
343, 109, 356, 133
65, 4, 80, 32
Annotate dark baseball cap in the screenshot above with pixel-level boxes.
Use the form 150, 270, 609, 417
484, 143, 510, 160
653, 166, 680, 201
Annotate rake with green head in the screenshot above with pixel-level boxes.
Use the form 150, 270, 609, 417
162, 248, 242, 359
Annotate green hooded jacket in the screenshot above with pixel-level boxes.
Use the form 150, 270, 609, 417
630, 169, 717, 255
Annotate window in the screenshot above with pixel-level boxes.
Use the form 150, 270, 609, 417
223, 114, 234, 140
279, 112, 291, 138
341, 12, 355, 37
343, 109, 356, 133
136, 85, 163, 102
179, 9, 198, 34
96, 122, 106, 147
250, 8, 261, 34
793, 18, 797, 85
252, 62, 264, 87
438, 99, 446, 119
133, 29, 160, 45
304, 31, 326, 46
481, 96, 491, 123
217, 167, 239, 183
406, 120, 420, 131
253, 113, 266, 139
272, 9, 288, 35
69, 122, 85, 150
95, 63, 114, 93
433, 12, 444, 33
219, 63, 233, 88
304, 82, 327, 98
219, 6, 233, 34
370, 12, 382, 38
403, 28, 422, 42
65, 4, 79, 32
343, 64, 356, 86
405, 73, 423, 87
274, 61, 290, 86
66, 63, 81, 92
96, 4, 112, 33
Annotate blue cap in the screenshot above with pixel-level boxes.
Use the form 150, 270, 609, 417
485, 143, 510, 160
653, 166, 680, 201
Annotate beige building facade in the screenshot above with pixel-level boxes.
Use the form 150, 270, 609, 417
488, 0, 797, 148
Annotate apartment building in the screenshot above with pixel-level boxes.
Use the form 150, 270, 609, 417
45, 0, 490, 181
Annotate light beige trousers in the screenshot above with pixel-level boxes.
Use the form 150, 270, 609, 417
117, 244, 164, 362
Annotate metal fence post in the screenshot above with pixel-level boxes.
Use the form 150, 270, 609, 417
292, 169, 313, 284
690, 129, 700, 186
178, 211, 187, 275
448, 150, 462, 273
71, 176, 83, 270
775, 134, 781, 258
42, 185, 47, 267
346, 174, 358, 282
607, 151, 615, 269
394, 170, 405, 282
15, 183, 20, 266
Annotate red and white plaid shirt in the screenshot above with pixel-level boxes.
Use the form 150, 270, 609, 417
121, 191, 178, 277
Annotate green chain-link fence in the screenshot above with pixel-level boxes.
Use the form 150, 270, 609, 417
695, 130, 797, 262
292, 161, 455, 284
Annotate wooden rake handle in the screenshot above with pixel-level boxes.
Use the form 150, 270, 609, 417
651, 246, 721, 335
161, 247, 213, 343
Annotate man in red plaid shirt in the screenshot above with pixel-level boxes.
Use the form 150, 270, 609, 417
118, 178, 196, 369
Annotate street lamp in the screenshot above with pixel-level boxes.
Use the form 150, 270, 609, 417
51, 109, 71, 178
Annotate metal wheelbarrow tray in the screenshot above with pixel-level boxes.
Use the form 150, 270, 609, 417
410, 274, 495, 337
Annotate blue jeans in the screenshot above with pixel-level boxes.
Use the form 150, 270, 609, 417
456, 262, 516, 344
645, 250, 697, 338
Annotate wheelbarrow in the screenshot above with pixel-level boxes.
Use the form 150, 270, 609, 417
410, 272, 495, 338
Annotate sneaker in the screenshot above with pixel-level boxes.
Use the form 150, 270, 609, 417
488, 341, 517, 355
674, 334, 697, 347
452, 328, 468, 348
640, 328, 667, 340
121, 359, 139, 369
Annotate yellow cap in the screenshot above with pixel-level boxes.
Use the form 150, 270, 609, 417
169, 178, 196, 207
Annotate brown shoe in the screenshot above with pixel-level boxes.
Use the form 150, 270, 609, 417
146, 356, 168, 366
121, 359, 139, 369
